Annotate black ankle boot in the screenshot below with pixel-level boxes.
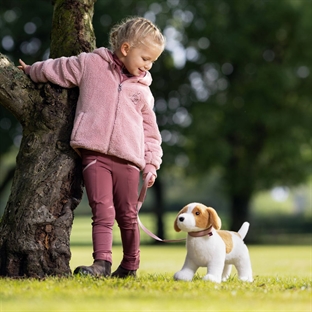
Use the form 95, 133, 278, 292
73, 260, 111, 277
111, 265, 136, 278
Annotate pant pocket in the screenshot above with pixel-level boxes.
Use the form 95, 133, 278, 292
82, 159, 97, 173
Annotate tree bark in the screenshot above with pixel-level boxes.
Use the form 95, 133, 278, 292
50, 0, 96, 58
0, 0, 96, 278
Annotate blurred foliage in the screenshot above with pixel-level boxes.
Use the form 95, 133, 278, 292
0, 0, 52, 155
0, 0, 311, 225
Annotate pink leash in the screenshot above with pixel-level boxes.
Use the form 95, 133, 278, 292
137, 172, 185, 243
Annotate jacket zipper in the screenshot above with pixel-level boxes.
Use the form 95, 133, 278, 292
107, 81, 122, 153
107, 69, 140, 153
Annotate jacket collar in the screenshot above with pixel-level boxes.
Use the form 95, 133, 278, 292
97, 48, 152, 86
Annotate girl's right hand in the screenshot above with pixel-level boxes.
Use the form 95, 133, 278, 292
143, 173, 156, 188
18, 59, 28, 73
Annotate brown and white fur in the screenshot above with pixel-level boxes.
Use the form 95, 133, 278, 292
173, 203, 253, 283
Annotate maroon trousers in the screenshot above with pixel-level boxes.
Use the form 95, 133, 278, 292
81, 149, 141, 271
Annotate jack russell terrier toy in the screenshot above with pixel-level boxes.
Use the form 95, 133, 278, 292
173, 202, 253, 283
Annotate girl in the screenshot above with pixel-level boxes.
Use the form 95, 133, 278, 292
18, 17, 165, 278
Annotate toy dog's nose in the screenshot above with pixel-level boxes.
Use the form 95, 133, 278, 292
179, 216, 184, 222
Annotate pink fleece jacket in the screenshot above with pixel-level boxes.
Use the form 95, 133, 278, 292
25, 48, 162, 176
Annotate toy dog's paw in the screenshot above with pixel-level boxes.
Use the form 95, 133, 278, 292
203, 274, 221, 283
239, 275, 253, 282
174, 270, 194, 281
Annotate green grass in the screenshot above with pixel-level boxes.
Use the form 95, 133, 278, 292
0, 216, 311, 312
0, 270, 310, 312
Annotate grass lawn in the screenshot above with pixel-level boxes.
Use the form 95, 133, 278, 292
0, 216, 311, 312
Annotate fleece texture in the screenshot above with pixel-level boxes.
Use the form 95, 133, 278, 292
25, 48, 162, 176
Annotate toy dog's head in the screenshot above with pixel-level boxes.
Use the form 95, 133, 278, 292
174, 203, 221, 233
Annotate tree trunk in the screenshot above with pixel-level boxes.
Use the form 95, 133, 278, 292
229, 193, 251, 232
50, 0, 96, 57
0, 0, 96, 278
0, 83, 83, 277
152, 177, 165, 243
225, 130, 259, 232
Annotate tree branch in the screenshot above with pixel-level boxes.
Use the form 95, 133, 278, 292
0, 53, 39, 124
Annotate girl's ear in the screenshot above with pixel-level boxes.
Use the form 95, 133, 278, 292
120, 42, 131, 56
207, 207, 222, 230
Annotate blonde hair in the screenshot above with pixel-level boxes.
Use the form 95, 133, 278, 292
109, 17, 165, 52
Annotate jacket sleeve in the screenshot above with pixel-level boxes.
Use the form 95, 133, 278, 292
26, 53, 87, 88
142, 93, 163, 176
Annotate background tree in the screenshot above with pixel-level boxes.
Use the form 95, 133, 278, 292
177, 0, 312, 229
0, 0, 96, 277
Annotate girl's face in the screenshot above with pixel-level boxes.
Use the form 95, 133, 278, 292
119, 39, 163, 76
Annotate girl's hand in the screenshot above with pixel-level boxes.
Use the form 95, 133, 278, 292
18, 59, 28, 73
143, 173, 156, 188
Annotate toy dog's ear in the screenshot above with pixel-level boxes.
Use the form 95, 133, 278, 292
207, 207, 222, 230
173, 206, 187, 232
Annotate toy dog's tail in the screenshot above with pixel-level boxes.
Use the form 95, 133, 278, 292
238, 222, 250, 240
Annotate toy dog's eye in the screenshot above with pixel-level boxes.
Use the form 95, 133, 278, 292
195, 211, 200, 215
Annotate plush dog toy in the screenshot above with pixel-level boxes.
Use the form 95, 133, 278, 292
173, 202, 253, 283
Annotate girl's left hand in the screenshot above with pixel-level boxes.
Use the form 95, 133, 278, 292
143, 173, 155, 187
18, 59, 28, 73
